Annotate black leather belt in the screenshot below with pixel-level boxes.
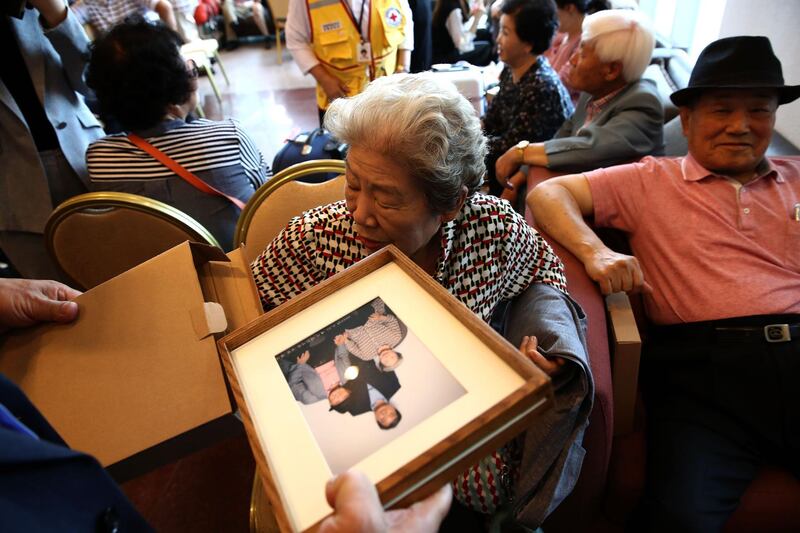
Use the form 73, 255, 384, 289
649, 315, 800, 344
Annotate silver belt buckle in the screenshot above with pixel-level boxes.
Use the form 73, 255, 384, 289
764, 324, 791, 343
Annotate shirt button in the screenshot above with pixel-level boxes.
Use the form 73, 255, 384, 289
56, 122, 67, 130
743, 208, 751, 214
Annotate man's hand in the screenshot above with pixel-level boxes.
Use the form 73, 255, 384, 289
519, 335, 564, 376
319, 470, 452, 533
0, 279, 81, 333
334, 333, 348, 346
297, 350, 311, 365
317, 70, 349, 102
495, 147, 523, 190
585, 247, 650, 295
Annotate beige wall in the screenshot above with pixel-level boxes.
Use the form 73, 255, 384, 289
718, 0, 800, 147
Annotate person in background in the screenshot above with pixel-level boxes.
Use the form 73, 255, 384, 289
482, 0, 573, 197
1, 0, 104, 280
529, 36, 800, 532
85, 20, 269, 251
431, 0, 492, 67
73, 0, 177, 35
221, 0, 270, 50
286, 0, 414, 124
545, 0, 609, 105
0, 277, 452, 532
409, 0, 433, 72
494, 9, 662, 200
169, 0, 200, 41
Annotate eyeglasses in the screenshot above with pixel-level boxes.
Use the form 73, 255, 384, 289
186, 58, 199, 79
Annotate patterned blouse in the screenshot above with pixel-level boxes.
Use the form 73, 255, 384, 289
483, 57, 574, 181
251, 194, 567, 316
251, 193, 568, 514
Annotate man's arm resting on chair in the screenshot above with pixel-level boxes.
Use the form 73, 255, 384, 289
527, 174, 647, 295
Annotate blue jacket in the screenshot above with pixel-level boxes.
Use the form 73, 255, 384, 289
0, 374, 151, 532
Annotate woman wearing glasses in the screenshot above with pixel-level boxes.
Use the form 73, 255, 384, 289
85, 19, 270, 250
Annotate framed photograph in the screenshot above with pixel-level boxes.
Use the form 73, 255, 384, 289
217, 246, 553, 532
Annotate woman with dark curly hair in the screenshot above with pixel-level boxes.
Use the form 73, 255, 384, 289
483, 0, 573, 198
85, 19, 269, 250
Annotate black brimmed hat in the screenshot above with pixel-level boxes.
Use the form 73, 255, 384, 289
670, 36, 800, 106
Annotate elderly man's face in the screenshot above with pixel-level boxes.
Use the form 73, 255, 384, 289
680, 89, 778, 183
567, 41, 621, 97
345, 146, 459, 269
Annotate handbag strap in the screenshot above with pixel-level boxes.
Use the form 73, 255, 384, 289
128, 133, 246, 210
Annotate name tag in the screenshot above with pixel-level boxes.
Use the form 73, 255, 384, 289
322, 21, 342, 32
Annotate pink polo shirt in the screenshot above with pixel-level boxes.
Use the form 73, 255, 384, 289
586, 155, 800, 325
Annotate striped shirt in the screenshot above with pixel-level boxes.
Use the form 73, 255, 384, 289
87, 118, 269, 250
251, 194, 567, 320
87, 118, 268, 192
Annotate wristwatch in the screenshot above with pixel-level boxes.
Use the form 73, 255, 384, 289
515, 140, 530, 161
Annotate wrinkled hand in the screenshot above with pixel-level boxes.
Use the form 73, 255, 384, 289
495, 147, 522, 190
334, 333, 348, 346
297, 350, 311, 365
0, 279, 81, 333
585, 248, 650, 295
320, 73, 349, 102
520, 335, 564, 376
319, 470, 452, 533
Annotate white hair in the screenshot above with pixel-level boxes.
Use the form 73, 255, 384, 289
324, 73, 487, 213
582, 9, 655, 82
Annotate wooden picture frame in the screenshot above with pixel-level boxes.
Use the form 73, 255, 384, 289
217, 246, 553, 532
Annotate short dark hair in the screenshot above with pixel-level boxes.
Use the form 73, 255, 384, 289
554, 0, 610, 14
501, 0, 559, 55
377, 351, 403, 372
86, 18, 194, 131
377, 405, 402, 430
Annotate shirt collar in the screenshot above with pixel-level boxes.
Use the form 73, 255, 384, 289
134, 118, 186, 138
681, 153, 781, 184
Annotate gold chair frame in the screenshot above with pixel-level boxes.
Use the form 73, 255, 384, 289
234, 159, 346, 253
46, 192, 220, 289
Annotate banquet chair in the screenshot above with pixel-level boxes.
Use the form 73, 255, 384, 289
234, 159, 346, 264
45, 191, 220, 291
265, 0, 289, 64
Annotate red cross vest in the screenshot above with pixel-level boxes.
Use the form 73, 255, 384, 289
307, 0, 407, 109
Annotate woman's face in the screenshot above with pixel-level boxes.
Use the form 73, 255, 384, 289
344, 146, 454, 266
497, 14, 532, 66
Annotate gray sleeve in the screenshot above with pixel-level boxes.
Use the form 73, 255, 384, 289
543, 81, 665, 172
503, 283, 595, 528
334, 344, 352, 383
288, 363, 327, 404
44, 8, 93, 99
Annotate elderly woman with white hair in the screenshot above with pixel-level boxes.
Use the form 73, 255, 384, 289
251, 73, 591, 521
494, 8, 664, 199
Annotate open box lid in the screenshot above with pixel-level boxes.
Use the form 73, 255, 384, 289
0, 242, 262, 477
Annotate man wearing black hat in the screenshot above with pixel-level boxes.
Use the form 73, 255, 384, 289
528, 35, 800, 531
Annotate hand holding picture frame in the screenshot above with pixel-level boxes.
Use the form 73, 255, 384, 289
217, 246, 553, 532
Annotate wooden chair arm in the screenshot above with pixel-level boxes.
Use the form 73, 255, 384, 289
605, 292, 642, 436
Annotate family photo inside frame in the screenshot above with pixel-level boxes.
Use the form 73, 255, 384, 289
218, 247, 552, 532
274, 296, 467, 475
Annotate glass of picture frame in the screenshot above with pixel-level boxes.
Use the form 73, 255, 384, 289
217, 246, 553, 532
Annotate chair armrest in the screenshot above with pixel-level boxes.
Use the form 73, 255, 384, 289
605, 292, 641, 436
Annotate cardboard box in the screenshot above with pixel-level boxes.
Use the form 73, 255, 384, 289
0, 242, 262, 480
